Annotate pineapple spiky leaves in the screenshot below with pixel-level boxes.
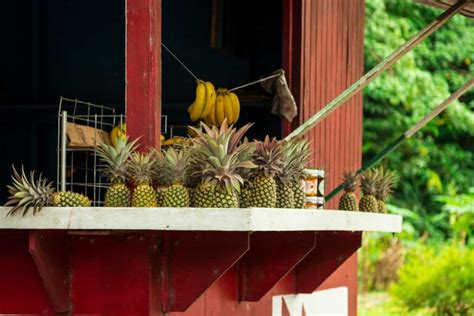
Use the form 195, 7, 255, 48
128, 151, 157, 207
359, 169, 379, 212
375, 167, 398, 213
96, 137, 138, 207
188, 120, 255, 208
338, 171, 359, 211
151, 149, 168, 207
5, 166, 91, 216
249, 136, 283, 208
161, 147, 190, 207
276, 137, 311, 208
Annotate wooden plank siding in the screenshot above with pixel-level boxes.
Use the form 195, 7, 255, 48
285, 0, 364, 210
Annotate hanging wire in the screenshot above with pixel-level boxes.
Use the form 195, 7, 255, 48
228, 73, 281, 91
161, 43, 199, 81
161, 42, 281, 91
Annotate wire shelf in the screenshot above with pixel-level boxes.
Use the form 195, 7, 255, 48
57, 97, 167, 206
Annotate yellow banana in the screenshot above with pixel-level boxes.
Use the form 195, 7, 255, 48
215, 89, 225, 126
223, 90, 234, 124
189, 80, 207, 121
206, 101, 217, 126
110, 123, 126, 146
228, 91, 240, 124
200, 81, 216, 119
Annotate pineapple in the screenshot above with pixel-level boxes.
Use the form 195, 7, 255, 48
237, 138, 255, 208
96, 137, 137, 207
188, 121, 255, 208
5, 166, 91, 216
249, 136, 283, 208
375, 167, 398, 213
338, 171, 359, 211
161, 147, 190, 207
151, 149, 168, 207
359, 169, 379, 212
277, 138, 311, 208
128, 152, 157, 207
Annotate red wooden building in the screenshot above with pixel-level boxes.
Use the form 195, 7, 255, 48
0, 0, 416, 315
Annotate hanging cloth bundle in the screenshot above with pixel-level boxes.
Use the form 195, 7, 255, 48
261, 69, 298, 122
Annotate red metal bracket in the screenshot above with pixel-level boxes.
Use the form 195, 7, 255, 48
239, 232, 316, 301
295, 231, 362, 293
161, 231, 249, 312
29, 231, 71, 313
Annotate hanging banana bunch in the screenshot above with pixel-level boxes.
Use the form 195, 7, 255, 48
188, 80, 240, 127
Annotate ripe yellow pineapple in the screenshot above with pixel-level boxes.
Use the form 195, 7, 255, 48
128, 152, 157, 207
188, 120, 255, 208
161, 147, 190, 207
249, 136, 283, 208
338, 171, 359, 211
359, 169, 379, 212
96, 137, 138, 207
5, 166, 91, 216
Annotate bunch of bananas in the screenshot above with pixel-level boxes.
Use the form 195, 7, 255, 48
188, 80, 240, 126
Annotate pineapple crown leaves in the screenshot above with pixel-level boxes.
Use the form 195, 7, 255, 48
360, 168, 380, 196
127, 151, 155, 185
252, 135, 284, 179
277, 137, 311, 183
96, 137, 139, 184
188, 122, 256, 193
161, 146, 191, 185
375, 166, 398, 200
4, 165, 54, 216
342, 171, 359, 193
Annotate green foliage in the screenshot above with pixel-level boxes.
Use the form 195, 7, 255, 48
364, 0, 474, 224
436, 188, 474, 246
391, 244, 474, 315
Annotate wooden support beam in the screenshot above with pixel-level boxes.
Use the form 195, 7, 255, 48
29, 231, 71, 313
295, 232, 362, 293
126, 0, 162, 148
239, 232, 316, 302
161, 231, 249, 312
286, 0, 471, 140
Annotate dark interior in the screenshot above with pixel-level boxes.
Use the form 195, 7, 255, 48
0, 0, 282, 200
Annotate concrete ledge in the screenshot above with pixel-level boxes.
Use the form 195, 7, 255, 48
0, 207, 402, 232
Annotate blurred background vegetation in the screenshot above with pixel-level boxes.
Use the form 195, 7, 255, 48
359, 0, 473, 314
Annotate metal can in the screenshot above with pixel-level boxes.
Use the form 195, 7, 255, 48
305, 196, 324, 209
304, 169, 325, 198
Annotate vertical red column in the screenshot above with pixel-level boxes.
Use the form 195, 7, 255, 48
126, 0, 162, 148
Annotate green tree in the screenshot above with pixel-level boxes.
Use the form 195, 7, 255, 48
364, 0, 474, 234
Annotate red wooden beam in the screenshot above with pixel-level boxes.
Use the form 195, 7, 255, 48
161, 231, 249, 312
29, 231, 71, 313
239, 232, 315, 302
295, 231, 362, 293
126, 0, 162, 148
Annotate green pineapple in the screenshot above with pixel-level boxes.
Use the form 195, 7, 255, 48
5, 166, 91, 216
128, 152, 157, 207
375, 167, 398, 213
338, 171, 359, 211
359, 169, 379, 212
161, 147, 190, 207
239, 185, 253, 208
188, 120, 255, 208
249, 136, 283, 208
96, 137, 138, 207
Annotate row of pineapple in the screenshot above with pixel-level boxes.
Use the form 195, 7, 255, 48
99, 120, 311, 209
338, 167, 398, 213
4, 120, 310, 215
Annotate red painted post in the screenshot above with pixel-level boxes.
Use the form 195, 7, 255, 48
126, 0, 162, 148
